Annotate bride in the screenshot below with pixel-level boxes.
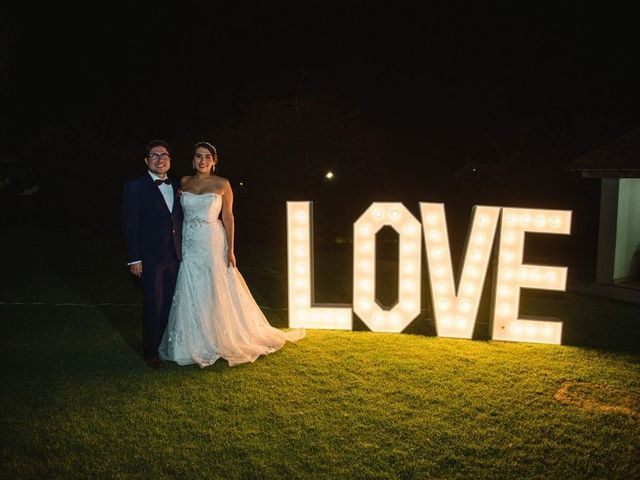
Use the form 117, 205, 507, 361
159, 141, 304, 367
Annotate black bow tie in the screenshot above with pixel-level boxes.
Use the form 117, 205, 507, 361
154, 178, 171, 186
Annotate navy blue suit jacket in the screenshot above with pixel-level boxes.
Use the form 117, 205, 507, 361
122, 174, 183, 265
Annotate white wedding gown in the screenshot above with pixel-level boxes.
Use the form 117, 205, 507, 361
159, 192, 304, 367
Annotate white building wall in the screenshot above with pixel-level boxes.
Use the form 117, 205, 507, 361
614, 178, 640, 280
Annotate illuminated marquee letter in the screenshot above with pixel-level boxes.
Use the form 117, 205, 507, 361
353, 203, 422, 332
286, 202, 352, 329
420, 203, 500, 339
491, 208, 572, 344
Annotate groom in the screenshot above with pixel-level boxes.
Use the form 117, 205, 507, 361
122, 140, 182, 368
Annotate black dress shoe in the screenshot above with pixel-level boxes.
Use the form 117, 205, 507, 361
145, 355, 165, 369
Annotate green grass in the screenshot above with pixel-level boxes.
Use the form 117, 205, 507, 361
1, 227, 639, 479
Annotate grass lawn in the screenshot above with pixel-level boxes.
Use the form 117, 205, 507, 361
1, 227, 639, 479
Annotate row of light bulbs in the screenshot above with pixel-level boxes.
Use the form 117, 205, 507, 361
287, 202, 571, 344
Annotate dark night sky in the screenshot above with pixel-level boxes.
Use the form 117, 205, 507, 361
1, 2, 639, 251
2, 2, 638, 149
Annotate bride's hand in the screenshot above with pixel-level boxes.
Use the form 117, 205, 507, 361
227, 250, 236, 268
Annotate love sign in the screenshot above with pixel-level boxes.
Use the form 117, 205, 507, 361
287, 202, 572, 345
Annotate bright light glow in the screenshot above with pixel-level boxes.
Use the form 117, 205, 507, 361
498, 285, 511, 298
294, 261, 307, 275
402, 279, 416, 293
474, 232, 487, 244
434, 265, 448, 277
358, 278, 373, 292
325, 170, 334, 180
288, 200, 572, 345
294, 210, 307, 223
353, 203, 422, 332
294, 227, 307, 241
420, 203, 500, 339
287, 202, 351, 330
502, 250, 515, 263
401, 299, 416, 311
491, 207, 571, 344
402, 242, 417, 255
501, 268, 514, 280
403, 223, 418, 235
358, 260, 370, 270
427, 229, 442, 242
403, 262, 416, 274
459, 300, 471, 312
439, 299, 451, 310
466, 265, 481, 279
358, 299, 372, 310
478, 215, 490, 227
359, 223, 373, 236
360, 242, 373, 253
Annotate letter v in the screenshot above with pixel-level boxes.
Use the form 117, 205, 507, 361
419, 203, 500, 338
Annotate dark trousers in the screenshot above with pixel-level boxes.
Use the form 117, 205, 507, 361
141, 260, 180, 358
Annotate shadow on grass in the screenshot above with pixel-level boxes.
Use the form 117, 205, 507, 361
96, 304, 144, 357
17, 226, 149, 360
557, 293, 640, 354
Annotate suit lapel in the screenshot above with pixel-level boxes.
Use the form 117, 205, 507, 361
144, 174, 171, 214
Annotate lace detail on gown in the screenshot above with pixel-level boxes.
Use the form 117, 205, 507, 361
159, 192, 304, 367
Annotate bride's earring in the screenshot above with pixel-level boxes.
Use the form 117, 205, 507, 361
211, 164, 216, 174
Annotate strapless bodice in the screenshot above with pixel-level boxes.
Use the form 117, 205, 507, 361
180, 192, 222, 224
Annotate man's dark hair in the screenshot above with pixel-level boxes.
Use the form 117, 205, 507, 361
144, 140, 172, 158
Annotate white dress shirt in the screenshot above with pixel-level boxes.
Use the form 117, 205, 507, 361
148, 171, 174, 213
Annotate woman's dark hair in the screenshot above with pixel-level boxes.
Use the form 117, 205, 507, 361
145, 139, 172, 158
193, 141, 218, 164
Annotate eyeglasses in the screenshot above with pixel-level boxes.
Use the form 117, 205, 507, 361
148, 153, 170, 161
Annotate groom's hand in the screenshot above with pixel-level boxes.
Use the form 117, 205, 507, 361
129, 263, 143, 278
